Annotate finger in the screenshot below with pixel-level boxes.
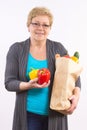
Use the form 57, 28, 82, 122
30, 78, 38, 83
47, 80, 50, 85
42, 80, 51, 87
69, 95, 75, 100
40, 82, 47, 88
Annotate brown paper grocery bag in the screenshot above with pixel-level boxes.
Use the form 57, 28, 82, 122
50, 55, 83, 113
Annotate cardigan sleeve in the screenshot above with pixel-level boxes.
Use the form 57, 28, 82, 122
4, 43, 21, 92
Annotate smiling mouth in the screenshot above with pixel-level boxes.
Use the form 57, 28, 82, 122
36, 33, 44, 35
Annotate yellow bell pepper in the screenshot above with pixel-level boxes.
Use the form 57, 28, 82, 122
71, 56, 79, 63
71, 51, 79, 63
29, 68, 39, 79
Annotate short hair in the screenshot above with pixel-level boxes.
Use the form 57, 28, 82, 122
26, 7, 53, 27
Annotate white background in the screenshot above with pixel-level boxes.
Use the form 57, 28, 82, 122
0, 0, 87, 130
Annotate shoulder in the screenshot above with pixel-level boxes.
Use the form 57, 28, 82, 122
47, 39, 68, 56
9, 38, 29, 50
7, 38, 29, 59
8, 38, 29, 53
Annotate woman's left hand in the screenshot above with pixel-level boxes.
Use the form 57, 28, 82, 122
59, 87, 80, 115
66, 94, 79, 114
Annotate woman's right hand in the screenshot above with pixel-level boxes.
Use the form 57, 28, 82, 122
19, 78, 50, 91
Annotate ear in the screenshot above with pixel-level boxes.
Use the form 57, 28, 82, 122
28, 27, 30, 32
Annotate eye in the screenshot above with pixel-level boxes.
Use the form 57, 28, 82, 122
33, 23, 39, 26
43, 24, 50, 27
31, 22, 39, 26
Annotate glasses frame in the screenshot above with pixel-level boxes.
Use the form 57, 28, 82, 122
30, 22, 51, 29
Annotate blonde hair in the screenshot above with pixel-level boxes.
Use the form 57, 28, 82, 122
26, 7, 53, 27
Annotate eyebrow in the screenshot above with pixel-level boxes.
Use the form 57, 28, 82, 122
32, 21, 49, 24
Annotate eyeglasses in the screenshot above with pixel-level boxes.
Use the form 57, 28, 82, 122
31, 22, 50, 29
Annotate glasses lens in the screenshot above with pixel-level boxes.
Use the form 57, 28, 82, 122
31, 23, 50, 28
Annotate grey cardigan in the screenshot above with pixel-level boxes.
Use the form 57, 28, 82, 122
5, 38, 81, 130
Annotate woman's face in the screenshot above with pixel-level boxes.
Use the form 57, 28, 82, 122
28, 15, 51, 42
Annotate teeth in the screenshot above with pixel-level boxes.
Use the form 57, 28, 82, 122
36, 33, 43, 34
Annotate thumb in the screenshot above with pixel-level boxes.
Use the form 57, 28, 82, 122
30, 78, 38, 83
69, 95, 75, 101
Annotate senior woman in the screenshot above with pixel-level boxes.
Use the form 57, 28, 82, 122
5, 7, 81, 130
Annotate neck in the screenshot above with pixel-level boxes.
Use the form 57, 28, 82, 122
30, 38, 46, 48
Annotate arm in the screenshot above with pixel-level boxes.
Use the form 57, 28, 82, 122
67, 86, 80, 114
60, 77, 81, 115
5, 43, 21, 92
19, 79, 50, 91
5, 44, 50, 92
